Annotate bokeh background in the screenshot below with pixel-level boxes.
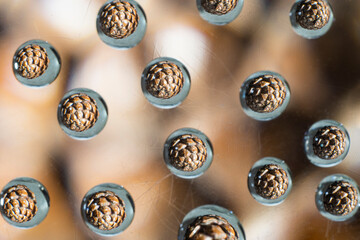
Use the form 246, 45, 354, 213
0, 0, 359, 239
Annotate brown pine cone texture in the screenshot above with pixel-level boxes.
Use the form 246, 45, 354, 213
146, 61, 184, 99
169, 134, 207, 171
61, 93, 99, 132
313, 126, 346, 159
323, 181, 358, 216
185, 215, 238, 240
2, 185, 37, 223
254, 164, 289, 200
201, 0, 238, 15
15, 44, 49, 79
86, 191, 126, 230
99, 0, 139, 39
296, 0, 330, 30
245, 75, 286, 113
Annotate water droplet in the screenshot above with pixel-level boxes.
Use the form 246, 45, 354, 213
304, 119, 350, 167
81, 183, 135, 236
247, 157, 293, 205
315, 174, 359, 221
196, 0, 244, 25
0, 177, 50, 228
163, 128, 213, 179
289, 0, 334, 39
57, 88, 108, 140
141, 57, 191, 109
96, 0, 147, 49
239, 71, 291, 121
12, 40, 61, 87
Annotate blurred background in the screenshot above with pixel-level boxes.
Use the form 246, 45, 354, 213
0, 0, 359, 239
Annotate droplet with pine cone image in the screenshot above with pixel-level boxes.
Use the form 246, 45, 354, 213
141, 57, 191, 109
57, 88, 108, 140
96, 0, 147, 49
163, 128, 213, 179
248, 157, 292, 205
196, 0, 244, 25
0, 177, 50, 228
12, 39, 61, 87
240, 71, 291, 121
81, 183, 134, 236
304, 120, 350, 167
290, 0, 334, 39
316, 174, 360, 222
178, 205, 245, 240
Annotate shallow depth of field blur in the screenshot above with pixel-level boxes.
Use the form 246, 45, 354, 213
0, 0, 359, 239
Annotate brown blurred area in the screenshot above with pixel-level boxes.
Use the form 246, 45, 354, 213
0, 0, 359, 239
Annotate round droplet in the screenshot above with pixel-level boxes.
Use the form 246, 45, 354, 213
81, 183, 135, 236
239, 71, 291, 121
315, 174, 359, 222
141, 57, 191, 109
304, 119, 350, 167
196, 0, 244, 25
96, 0, 147, 49
57, 88, 108, 140
12, 39, 61, 87
163, 128, 213, 179
178, 204, 245, 240
248, 157, 292, 205
0, 177, 50, 228
289, 0, 334, 39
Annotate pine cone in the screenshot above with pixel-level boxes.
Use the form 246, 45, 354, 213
61, 93, 99, 132
99, 0, 139, 39
295, 0, 330, 30
245, 75, 286, 113
185, 215, 238, 240
15, 44, 49, 79
323, 181, 358, 216
313, 126, 346, 159
86, 190, 126, 230
145, 61, 184, 99
201, 0, 238, 15
254, 164, 289, 200
169, 134, 207, 171
2, 185, 37, 223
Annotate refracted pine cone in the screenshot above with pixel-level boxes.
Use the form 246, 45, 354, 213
201, 0, 238, 15
296, 0, 330, 30
2, 185, 37, 223
146, 61, 184, 99
99, 0, 139, 39
86, 191, 126, 230
254, 164, 289, 200
323, 181, 358, 216
185, 215, 238, 240
169, 134, 207, 171
15, 44, 49, 79
245, 75, 286, 113
61, 93, 99, 132
313, 126, 346, 159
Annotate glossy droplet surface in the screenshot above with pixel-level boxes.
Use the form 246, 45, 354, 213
196, 0, 244, 25
290, 0, 334, 39
315, 174, 359, 222
81, 183, 134, 236
96, 0, 147, 49
57, 88, 108, 140
248, 157, 292, 205
141, 57, 191, 109
304, 119, 350, 167
0, 177, 50, 228
163, 128, 213, 179
13, 40, 61, 87
178, 205, 245, 240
